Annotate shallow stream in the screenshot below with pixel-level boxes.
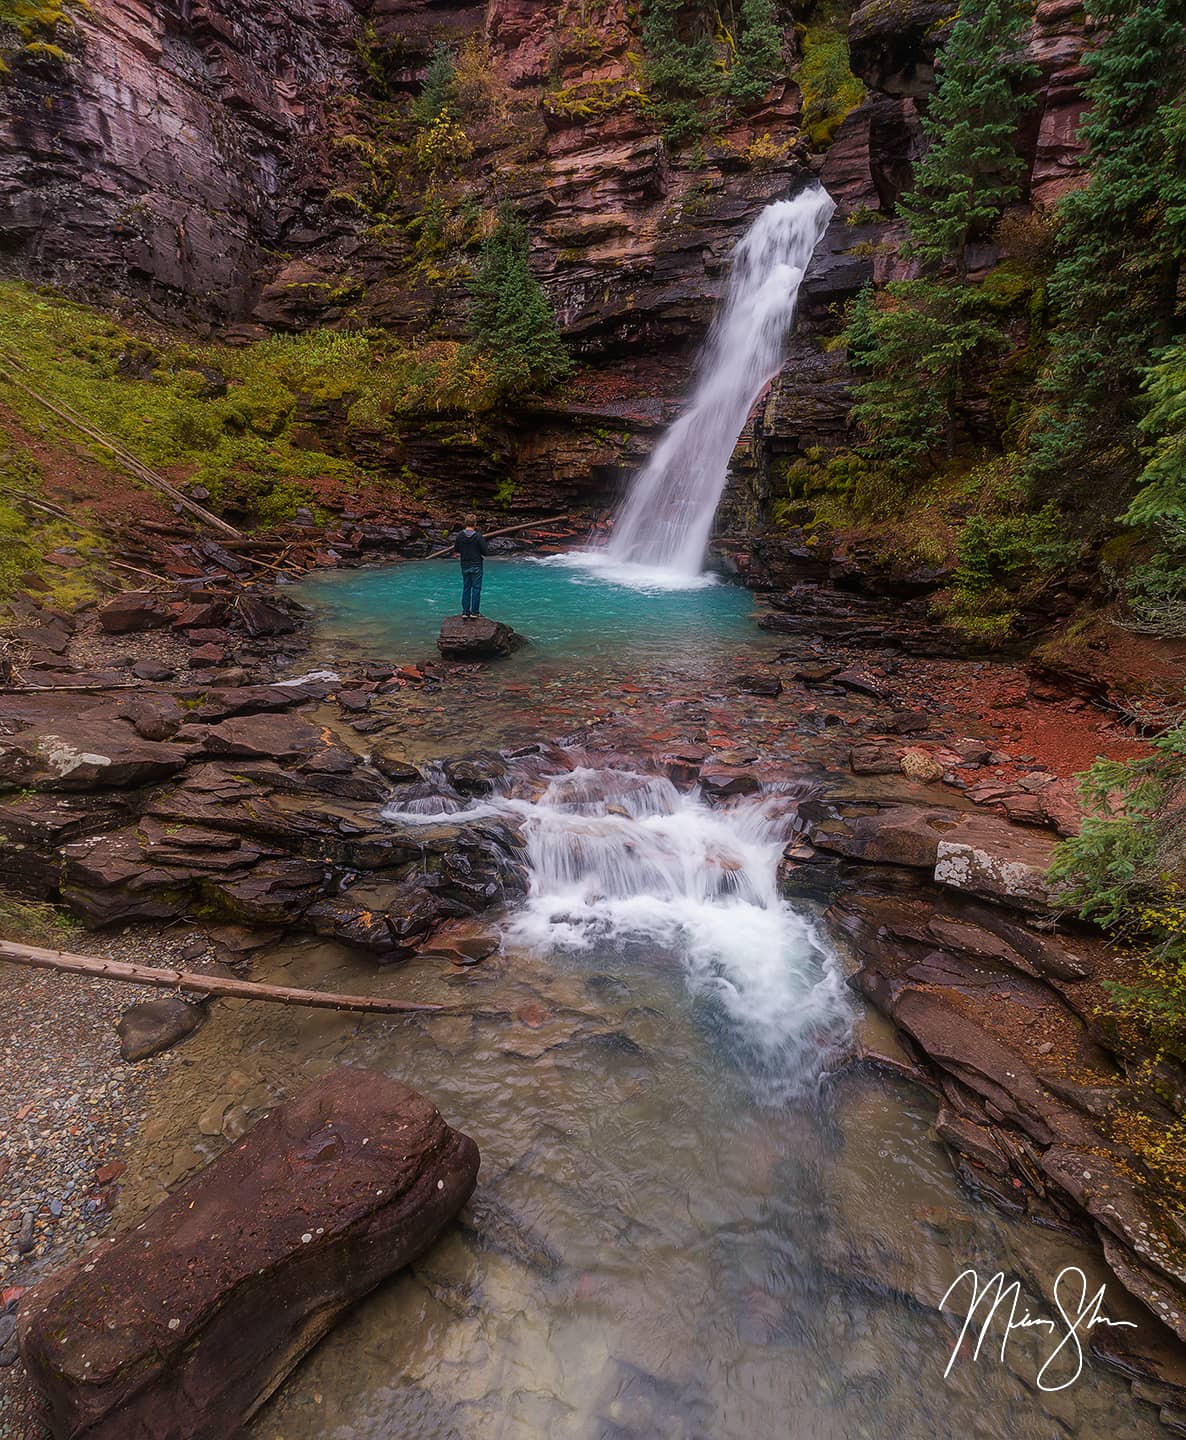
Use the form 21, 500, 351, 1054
120, 560, 1161, 1438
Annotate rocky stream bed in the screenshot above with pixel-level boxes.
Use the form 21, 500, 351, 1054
2, 536, 1186, 1436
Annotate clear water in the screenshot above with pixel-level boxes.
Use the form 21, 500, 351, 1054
122, 925, 1159, 1440
221, 560, 1163, 1439
384, 763, 849, 1100
289, 557, 764, 668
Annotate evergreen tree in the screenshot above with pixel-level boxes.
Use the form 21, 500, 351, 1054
411, 42, 458, 126
898, 0, 1037, 276
725, 0, 783, 106
841, 1, 1037, 481
846, 281, 1003, 477
1027, 0, 1186, 495
844, 281, 878, 369
640, 0, 718, 143
468, 205, 573, 398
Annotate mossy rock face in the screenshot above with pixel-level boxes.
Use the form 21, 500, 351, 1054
0, 280, 515, 536
980, 263, 1034, 311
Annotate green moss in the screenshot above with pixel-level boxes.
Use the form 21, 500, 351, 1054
545, 77, 647, 119
980, 261, 1035, 310
0, 891, 80, 945
0, 0, 79, 73
796, 2, 865, 149
0, 438, 108, 610
0, 282, 506, 528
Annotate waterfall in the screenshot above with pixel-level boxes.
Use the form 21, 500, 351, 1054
384, 760, 849, 1089
604, 185, 835, 580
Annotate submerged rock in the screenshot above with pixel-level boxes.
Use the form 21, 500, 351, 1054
116, 997, 206, 1062
437, 616, 524, 659
735, 672, 782, 697
18, 1069, 478, 1440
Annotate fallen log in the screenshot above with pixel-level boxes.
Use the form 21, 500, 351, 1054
0, 682, 144, 693
426, 513, 574, 559
0, 940, 445, 1014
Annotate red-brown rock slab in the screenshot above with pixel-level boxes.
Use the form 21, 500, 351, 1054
97, 592, 172, 634
437, 615, 523, 659
18, 1069, 479, 1440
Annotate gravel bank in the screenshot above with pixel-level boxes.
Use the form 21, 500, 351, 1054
0, 920, 218, 1440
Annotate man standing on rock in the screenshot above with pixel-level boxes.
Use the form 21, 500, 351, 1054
453, 513, 489, 620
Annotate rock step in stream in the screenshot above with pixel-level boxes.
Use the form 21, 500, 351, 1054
17, 1069, 478, 1440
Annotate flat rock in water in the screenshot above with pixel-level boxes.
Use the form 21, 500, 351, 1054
116, 997, 206, 1062
437, 615, 523, 659
18, 1068, 478, 1440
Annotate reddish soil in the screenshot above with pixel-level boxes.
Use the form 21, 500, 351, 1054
890, 655, 1149, 778
0, 403, 175, 529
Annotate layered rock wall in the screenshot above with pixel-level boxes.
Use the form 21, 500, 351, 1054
0, 0, 359, 321
0, 0, 1093, 512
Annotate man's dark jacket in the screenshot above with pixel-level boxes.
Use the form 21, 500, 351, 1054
454, 530, 489, 567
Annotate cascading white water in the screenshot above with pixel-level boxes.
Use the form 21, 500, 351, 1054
603, 185, 835, 581
384, 762, 849, 1088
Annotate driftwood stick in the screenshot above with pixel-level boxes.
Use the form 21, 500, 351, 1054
426, 513, 573, 559
0, 682, 144, 693
0, 940, 446, 1015
110, 559, 173, 585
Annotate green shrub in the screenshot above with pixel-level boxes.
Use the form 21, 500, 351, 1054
952, 502, 1074, 597
1124, 533, 1186, 637
724, 0, 782, 106
641, 0, 791, 142
1051, 718, 1186, 1050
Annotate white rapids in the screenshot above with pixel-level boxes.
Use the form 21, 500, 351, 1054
599, 185, 835, 583
384, 762, 849, 1089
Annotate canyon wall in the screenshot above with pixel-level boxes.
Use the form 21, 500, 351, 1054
0, 0, 1091, 512
719, 0, 1093, 538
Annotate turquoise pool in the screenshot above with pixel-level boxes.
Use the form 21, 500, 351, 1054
289, 554, 765, 667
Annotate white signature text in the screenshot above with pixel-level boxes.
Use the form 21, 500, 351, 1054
940, 1266, 1137, 1392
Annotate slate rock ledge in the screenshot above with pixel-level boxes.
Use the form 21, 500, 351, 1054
18, 1068, 479, 1440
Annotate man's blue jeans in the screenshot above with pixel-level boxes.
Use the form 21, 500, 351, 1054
461, 566, 483, 616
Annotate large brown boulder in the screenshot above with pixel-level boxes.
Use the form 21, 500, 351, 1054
437, 615, 524, 659
19, 1069, 479, 1440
